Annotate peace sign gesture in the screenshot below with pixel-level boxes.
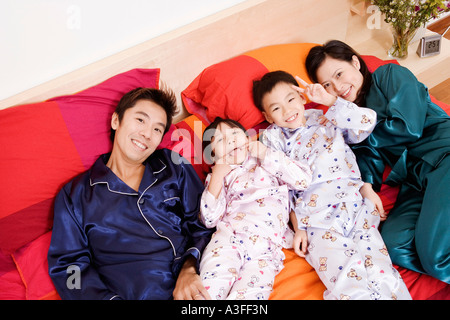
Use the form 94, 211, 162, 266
292, 76, 337, 107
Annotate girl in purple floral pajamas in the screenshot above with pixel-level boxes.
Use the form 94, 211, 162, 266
198, 117, 312, 300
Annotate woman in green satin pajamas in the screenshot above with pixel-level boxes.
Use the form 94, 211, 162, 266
304, 40, 450, 284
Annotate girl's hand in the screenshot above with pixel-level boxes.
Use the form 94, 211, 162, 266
248, 140, 267, 160
293, 76, 337, 107
293, 229, 308, 257
211, 162, 232, 178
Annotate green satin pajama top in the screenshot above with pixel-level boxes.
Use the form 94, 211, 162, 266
352, 63, 450, 191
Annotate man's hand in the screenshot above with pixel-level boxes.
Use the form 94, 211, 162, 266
173, 256, 211, 300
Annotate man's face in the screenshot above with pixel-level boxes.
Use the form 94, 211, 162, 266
111, 99, 167, 165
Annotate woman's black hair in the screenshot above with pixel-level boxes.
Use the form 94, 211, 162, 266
202, 117, 247, 164
305, 40, 372, 107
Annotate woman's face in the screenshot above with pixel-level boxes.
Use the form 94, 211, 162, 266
315, 55, 364, 103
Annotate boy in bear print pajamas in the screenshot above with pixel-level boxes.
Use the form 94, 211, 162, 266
198, 117, 312, 300
253, 71, 411, 300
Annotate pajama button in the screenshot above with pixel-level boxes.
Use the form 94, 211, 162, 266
139, 198, 145, 204
157, 229, 163, 235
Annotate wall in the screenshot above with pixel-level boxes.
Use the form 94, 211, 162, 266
0, 0, 245, 101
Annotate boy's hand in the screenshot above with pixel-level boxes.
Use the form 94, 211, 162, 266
360, 183, 386, 221
293, 76, 337, 107
293, 229, 308, 257
248, 141, 267, 160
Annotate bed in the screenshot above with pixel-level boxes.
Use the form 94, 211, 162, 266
0, 39, 449, 300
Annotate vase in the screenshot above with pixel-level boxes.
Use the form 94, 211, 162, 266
388, 27, 418, 60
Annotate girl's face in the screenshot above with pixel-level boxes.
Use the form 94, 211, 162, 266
210, 122, 249, 165
315, 55, 364, 103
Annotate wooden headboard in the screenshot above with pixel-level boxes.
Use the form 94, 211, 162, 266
0, 0, 351, 123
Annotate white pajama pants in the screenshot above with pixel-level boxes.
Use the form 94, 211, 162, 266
199, 226, 284, 300
305, 200, 412, 300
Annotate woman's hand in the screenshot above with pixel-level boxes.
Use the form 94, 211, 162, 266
360, 182, 387, 221
293, 76, 337, 107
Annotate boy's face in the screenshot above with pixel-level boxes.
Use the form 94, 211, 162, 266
261, 82, 307, 129
110, 99, 167, 166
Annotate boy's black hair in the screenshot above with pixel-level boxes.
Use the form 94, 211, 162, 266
202, 117, 247, 165
252, 70, 298, 112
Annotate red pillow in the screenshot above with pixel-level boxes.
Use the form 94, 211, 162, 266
0, 68, 160, 254
182, 43, 319, 129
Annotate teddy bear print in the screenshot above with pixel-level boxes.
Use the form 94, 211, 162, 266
325, 142, 334, 153
216, 287, 226, 300
233, 212, 246, 220
319, 257, 328, 271
258, 259, 268, 268
249, 234, 259, 244
306, 133, 319, 148
361, 114, 373, 124
347, 268, 362, 281
247, 275, 260, 287
365, 255, 374, 268
211, 246, 223, 257
344, 158, 353, 169
300, 216, 311, 228
308, 194, 319, 207
335, 192, 348, 199
362, 218, 370, 230
329, 165, 342, 173
296, 179, 308, 188
236, 288, 247, 299
277, 213, 285, 228
256, 198, 265, 207
379, 245, 389, 256
322, 231, 337, 242
228, 268, 238, 279
347, 181, 359, 187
